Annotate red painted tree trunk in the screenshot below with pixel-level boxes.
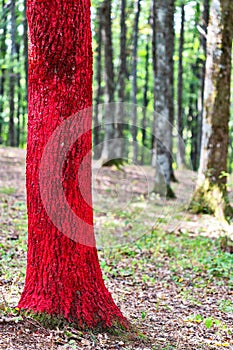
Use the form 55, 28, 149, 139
18, 0, 127, 329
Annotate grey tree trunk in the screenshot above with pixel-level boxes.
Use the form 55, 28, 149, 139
100, 0, 116, 165
94, 6, 103, 159
9, 0, 16, 147
177, 4, 186, 169
114, 0, 127, 161
132, 0, 141, 163
141, 29, 150, 165
15, 43, 21, 147
152, 0, 175, 198
0, 0, 7, 144
197, 0, 210, 166
191, 0, 233, 221
23, 0, 28, 111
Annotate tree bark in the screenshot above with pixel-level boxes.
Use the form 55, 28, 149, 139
16, 43, 21, 147
132, 0, 141, 163
23, 0, 28, 114
114, 0, 127, 161
191, 0, 233, 221
9, 0, 16, 147
100, 0, 116, 165
93, 6, 103, 159
0, 0, 7, 144
141, 30, 150, 165
197, 0, 210, 167
177, 4, 186, 169
152, 0, 175, 198
18, 0, 128, 330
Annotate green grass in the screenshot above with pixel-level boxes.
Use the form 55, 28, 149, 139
0, 187, 16, 195
100, 230, 233, 291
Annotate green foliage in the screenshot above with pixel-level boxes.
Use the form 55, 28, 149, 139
0, 187, 16, 195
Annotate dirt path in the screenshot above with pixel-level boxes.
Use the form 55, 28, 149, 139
0, 147, 233, 350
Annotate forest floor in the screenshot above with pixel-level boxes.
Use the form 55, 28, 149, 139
0, 147, 233, 350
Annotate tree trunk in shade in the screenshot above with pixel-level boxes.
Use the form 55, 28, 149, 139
152, 0, 175, 198
167, 0, 177, 182
191, 0, 233, 221
0, 0, 7, 144
16, 43, 21, 147
132, 0, 141, 163
100, 0, 117, 165
18, 0, 128, 330
141, 29, 150, 165
177, 3, 185, 169
93, 6, 103, 159
114, 0, 127, 161
9, 0, 16, 146
23, 0, 28, 114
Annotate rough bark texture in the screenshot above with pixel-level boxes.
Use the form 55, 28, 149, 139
18, 0, 127, 330
191, 0, 233, 220
152, 0, 175, 197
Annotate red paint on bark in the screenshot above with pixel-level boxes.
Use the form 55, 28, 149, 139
18, 0, 127, 329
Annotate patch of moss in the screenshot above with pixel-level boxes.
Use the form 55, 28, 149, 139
0, 187, 16, 195
189, 179, 232, 222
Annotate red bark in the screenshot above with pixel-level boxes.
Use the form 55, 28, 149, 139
18, 0, 127, 329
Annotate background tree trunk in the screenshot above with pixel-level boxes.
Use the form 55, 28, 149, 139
93, 6, 103, 159
9, 0, 16, 147
0, 0, 7, 144
191, 0, 233, 220
152, 0, 175, 198
16, 43, 21, 147
23, 0, 28, 114
132, 0, 141, 163
114, 0, 127, 161
100, 0, 116, 164
177, 3, 186, 169
18, 0, 127, 330
141, 30, 150, 165
197, 0, 210, 166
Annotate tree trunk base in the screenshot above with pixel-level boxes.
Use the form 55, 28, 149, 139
189, 179, 232, 222
19, 308, 129, 332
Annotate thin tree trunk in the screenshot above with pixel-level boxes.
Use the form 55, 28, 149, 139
94, 6, 103, 159
9, 0, 16, 147
167, 0, 177, 181
152, 0, 175, 198
18, 0, 128, 330
16, 43, 21, 147
141, 31, 150, 165
132, 0, 141, 163
0, 0, 7, 144
191, 0, 233, 220
197, 0, 210, 167
114, 0, 127, 161
151, 0, 157, 166
100, 0, 116, 164
189, 81, 198, 171
23, 0, 28, 113
177, 4, 186, 168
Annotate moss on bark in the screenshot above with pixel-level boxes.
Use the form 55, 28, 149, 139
190, 179, 232, 222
